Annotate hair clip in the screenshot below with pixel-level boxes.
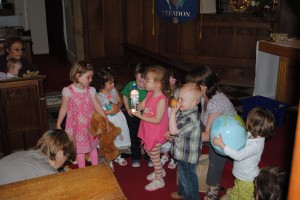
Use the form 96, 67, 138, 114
169, 76, 177, 85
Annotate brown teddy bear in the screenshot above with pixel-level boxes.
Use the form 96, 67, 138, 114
89, 112, 121, 162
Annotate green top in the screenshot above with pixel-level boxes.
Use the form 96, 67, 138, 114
121, 81, 147, 108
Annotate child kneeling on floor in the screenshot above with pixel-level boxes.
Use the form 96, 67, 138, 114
166, 83, 202, 200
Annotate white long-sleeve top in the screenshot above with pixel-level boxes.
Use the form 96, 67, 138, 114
223, 132, 265, 181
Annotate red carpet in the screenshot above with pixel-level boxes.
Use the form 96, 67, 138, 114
113, 119, 295, 200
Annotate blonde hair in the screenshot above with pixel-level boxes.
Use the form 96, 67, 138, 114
70, 61, 93, 83
181, 83, 202, 104
145, 65, 170, 96
37, 129, 75, 161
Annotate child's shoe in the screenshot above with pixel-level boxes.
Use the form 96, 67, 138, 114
147, 169, 166, 181
147, 159, 154, 167
168, 158, 177, 169
132, 160, 141, 168
161, 155, 169, 165
145, 178, 165, 191
170, 192, 184, 199
114, 155, 127, 166
109, 161, 114, 172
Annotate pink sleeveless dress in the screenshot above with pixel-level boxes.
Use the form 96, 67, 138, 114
65, 85, 98, 153
138, 92, 168, 151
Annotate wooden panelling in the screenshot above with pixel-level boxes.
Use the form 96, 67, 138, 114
0, 76, 48, 155
82, 1, 271, 86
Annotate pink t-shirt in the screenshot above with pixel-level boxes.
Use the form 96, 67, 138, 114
138, 92, 168, 151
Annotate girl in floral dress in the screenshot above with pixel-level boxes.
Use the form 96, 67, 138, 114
56, 61, 109, 168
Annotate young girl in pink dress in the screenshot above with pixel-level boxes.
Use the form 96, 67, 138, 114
56, 61, 109, 168
132, 65, 170, 191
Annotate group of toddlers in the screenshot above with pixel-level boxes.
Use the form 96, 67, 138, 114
55, 60, 288, 200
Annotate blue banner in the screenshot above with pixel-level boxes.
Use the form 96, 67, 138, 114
155, 0, 198, 24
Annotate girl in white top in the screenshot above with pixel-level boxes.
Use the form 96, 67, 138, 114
213, 107, 275, 200
91, 67, 131, 171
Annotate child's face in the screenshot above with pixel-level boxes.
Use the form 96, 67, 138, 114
144, 72, 158, 91
104, 80, 114, 91
178, 87, 196, 111
135, 73, 145, 89
77, 70, 93, 87
9, 63, 22, 76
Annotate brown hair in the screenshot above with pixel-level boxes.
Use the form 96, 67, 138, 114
135, 63, 148, 78
70, 61, 93, 83
246, 107, 275, 139
90, 67, 114, 90
145, 65, 170, 96
185, 65, 219, 99
4, 36, 23, 53
37, 129, 75, 161
254, 166, 288, 200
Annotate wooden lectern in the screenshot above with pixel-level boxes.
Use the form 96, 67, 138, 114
258, 39, 300, 105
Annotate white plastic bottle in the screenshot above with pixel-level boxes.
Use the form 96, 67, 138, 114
130, 83, 139, 112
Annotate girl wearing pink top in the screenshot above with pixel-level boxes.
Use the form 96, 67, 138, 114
132, 65, 170, 191
56, 61, 109, 168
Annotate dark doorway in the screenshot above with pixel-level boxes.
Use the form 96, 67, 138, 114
45, 0, 67, 62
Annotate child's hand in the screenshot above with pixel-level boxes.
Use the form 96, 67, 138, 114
110, 104, 120, 114
165, 131, 173, 141
125, 107, 133, 117
131, 109, 142, 118
171, 99, 181, 114
212, 134, 225, 150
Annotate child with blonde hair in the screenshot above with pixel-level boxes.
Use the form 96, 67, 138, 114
167, 83, 202, 200
56, 61, 109, 168
132, 65, 170, 191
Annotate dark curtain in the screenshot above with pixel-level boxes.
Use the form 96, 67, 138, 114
45, 0, 67, 62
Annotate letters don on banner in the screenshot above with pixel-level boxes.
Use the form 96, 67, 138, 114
155, 0, 198, 24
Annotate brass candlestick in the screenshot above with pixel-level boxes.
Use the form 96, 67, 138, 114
269, 0, 279, 41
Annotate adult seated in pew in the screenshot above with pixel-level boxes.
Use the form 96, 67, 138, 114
0, 129, 75, 185
0, 36, 37, 77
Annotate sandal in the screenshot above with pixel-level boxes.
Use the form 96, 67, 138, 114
109, 161, 114, 172
204, 185, 222, 200
114, 155, 128, 166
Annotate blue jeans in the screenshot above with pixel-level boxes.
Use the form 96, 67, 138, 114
177, 160, 200, 200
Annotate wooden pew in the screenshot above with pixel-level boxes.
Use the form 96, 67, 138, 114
0, 163, 127, 200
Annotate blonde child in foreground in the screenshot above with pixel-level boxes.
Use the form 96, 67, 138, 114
56, 61, 109, 168
213, 107, 275, 200
91, 67, 131, 171
132, 65, 170, 191
166, 83, 202, 200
